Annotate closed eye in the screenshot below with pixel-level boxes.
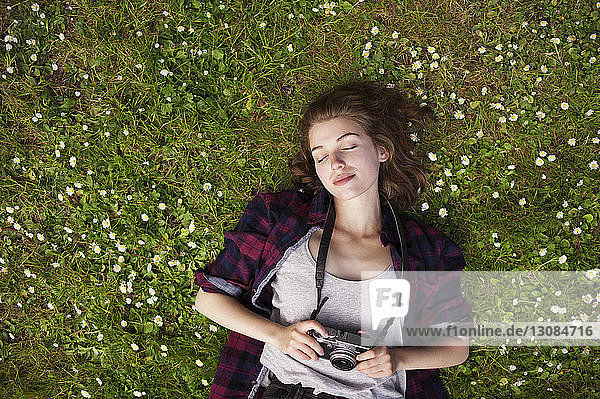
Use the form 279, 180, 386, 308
316, 146, 357, 164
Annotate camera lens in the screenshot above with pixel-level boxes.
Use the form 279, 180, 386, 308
329, 348, 357, 371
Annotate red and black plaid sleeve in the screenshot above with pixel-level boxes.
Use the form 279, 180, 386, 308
194, 191, 272, 298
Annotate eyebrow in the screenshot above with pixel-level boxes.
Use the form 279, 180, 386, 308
310, 133, 360, 153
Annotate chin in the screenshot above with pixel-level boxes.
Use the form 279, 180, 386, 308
326, 186, 365, 201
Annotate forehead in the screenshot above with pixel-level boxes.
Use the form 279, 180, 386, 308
308, 117, 366, 145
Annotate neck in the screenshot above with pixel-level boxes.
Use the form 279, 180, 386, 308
330, 189, 383, 241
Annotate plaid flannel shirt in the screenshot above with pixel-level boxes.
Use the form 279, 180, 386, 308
194, 188, 470, 399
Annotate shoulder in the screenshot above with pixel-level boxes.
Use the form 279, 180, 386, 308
252, 188, 312, 208
396, 213, 450, 248
395, 213, 465, 270
247, 188, 313, 221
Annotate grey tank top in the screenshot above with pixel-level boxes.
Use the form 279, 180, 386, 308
259, 229, 406, 398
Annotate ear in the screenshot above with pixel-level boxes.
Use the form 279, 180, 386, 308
378, 146, 390, 163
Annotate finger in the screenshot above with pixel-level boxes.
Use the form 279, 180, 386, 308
357, 357, 393, 375
358, 345, 389, 361
361, 368, 392, 379
308, 320, 329, 338
355, 360, 369, 372
289, 339, 316, 361
292, 348, 312, 361
357, 358, 390, 374
298, 342, 321, 361
303, 336, 325, 356
356, 349, 375, 362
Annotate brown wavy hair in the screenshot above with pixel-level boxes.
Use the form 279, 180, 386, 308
289, 81, 435, 211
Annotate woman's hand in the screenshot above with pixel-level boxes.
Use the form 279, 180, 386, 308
355, 346, 398, 378
274, 320, 329, 362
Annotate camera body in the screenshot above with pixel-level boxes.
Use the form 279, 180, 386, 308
307, 327, 375, 371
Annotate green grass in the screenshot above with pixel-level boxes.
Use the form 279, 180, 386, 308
1, 0, 599, 397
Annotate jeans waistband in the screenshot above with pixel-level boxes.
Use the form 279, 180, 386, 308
268, 375, 343, 399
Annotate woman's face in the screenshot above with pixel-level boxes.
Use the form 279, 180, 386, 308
308, 117, 389, 201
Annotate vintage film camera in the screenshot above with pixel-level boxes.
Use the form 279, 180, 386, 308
307, 327, 377, 371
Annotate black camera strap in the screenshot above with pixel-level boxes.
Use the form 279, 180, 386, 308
310, 195, 335, 320
309, 191, 406, 327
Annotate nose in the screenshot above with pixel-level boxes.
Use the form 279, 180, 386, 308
330, 151, 345, 169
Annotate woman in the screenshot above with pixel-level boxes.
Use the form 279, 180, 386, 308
193, 81, 471, 398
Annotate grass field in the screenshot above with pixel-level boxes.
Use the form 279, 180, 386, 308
1, 0, 599, 397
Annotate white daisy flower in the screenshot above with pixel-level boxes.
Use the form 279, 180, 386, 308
558, 255, 567, 264
584, 269, 598, 279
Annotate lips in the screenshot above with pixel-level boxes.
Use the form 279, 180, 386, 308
333, 174, 354, 185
